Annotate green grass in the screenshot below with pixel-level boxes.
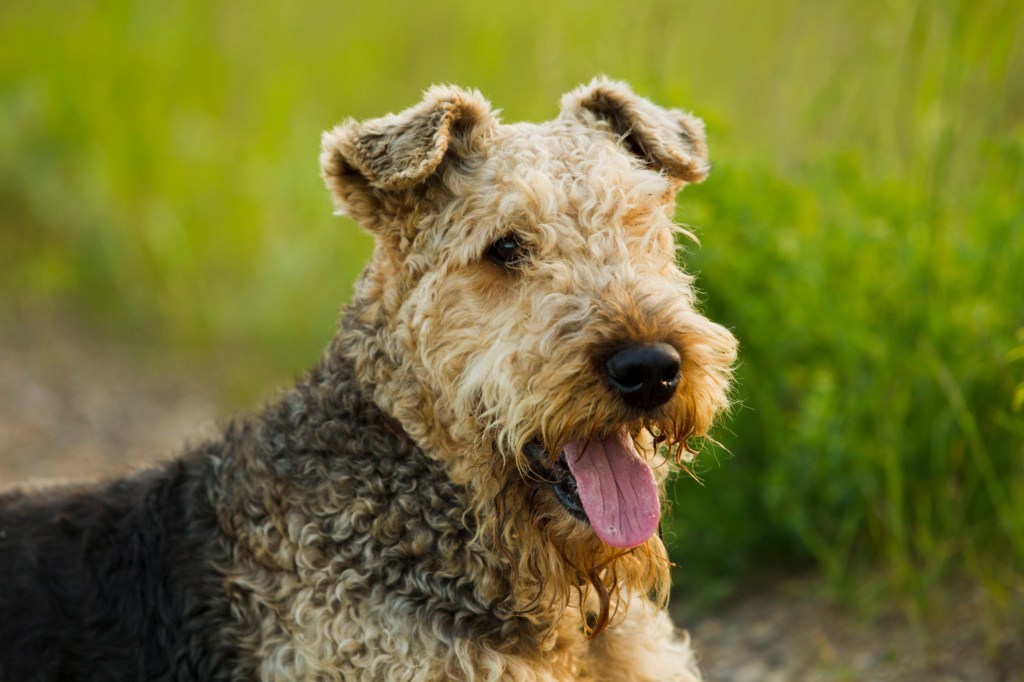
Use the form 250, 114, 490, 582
2, 0, 1022, 632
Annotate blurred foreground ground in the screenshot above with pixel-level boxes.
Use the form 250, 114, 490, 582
1, 322, 1019, 681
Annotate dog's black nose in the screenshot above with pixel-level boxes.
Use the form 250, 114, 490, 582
606, 343, 681, 410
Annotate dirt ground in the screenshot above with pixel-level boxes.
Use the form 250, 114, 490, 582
1, 324, 1020, 681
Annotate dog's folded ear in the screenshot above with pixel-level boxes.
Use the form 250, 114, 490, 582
321, 85, 496, 229
560, 77, 709, 184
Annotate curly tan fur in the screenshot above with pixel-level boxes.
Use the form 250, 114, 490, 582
0, 78, 735, 682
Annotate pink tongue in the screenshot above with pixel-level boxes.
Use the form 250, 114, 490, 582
563, 428, 660, 549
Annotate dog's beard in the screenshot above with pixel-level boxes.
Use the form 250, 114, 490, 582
488, 465, 671, 638
481, 421, 696, 638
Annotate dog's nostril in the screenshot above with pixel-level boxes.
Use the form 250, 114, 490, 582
606, 343, 681, 410
613, 366, 646, 392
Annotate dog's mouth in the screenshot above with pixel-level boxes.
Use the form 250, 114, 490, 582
523, 427, 660, 549
524, 440, 589, 522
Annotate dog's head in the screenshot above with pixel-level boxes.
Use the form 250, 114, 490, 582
321, 78, 736, 631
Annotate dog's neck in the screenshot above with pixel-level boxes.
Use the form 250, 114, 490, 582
326, 296, 477, 471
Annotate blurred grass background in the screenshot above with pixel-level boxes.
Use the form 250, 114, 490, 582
2, 0, 1022, 636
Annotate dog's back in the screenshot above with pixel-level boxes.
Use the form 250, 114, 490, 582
0, 456, 237, 681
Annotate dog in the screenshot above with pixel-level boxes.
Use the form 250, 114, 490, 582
0, 78, 736, 681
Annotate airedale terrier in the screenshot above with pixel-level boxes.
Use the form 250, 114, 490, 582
0, 78, 736, 681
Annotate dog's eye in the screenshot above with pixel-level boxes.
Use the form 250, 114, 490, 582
486, 234, 527, 269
